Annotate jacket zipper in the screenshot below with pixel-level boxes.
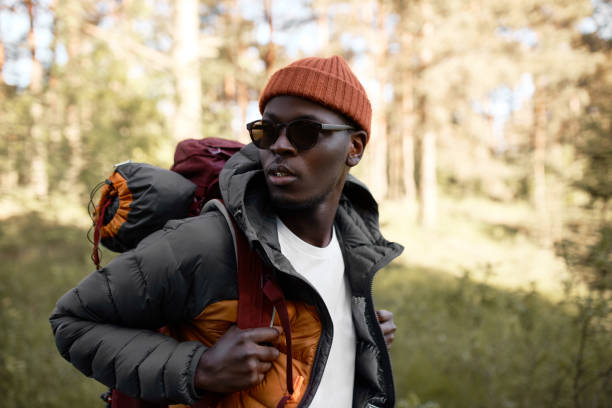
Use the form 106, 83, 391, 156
364, 250, 400, 407
296, 291, 330, 408
255, 232, 401, 407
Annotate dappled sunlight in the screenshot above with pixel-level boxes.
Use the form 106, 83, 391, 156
379, 196, 568, 297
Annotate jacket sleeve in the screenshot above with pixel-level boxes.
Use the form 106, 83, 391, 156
50, 213, 236, 404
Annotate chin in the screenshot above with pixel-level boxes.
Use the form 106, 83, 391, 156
269, 190, 329, 211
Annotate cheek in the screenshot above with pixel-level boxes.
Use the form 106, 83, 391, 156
258, 149, 271, 166
308, 147, 348, 182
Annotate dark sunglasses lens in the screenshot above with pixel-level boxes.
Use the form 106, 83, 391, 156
249, 120, 275, 148
287, 120, 320, 150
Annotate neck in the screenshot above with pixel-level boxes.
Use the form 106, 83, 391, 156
277, 195, 340, 247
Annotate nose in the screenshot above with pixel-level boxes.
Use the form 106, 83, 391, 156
268, 124, 297, 155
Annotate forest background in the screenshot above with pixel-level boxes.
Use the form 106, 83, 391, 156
0, 0, 611, 407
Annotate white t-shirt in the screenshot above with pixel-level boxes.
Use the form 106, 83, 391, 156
276, 217, 356, 407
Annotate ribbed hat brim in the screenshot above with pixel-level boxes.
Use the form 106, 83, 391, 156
259, 56, 372, 139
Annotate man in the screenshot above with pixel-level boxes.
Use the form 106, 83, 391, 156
51, 55, 403, 408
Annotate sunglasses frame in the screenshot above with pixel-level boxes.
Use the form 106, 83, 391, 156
246, 118, 355, 151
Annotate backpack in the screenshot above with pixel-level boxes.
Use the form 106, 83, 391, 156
90, 137, 243, 268
90, 138, 296, 408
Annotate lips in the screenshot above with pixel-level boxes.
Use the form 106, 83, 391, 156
269, 164, 294, 177
266, 164, 297, 186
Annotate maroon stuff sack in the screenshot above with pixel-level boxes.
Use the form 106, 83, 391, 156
171, 137, 244, 216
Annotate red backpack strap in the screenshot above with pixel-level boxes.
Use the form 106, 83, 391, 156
202, 199, 275, 328
262, 279, 295, 407
109, 389, 166, 408
201, 200, 296, 406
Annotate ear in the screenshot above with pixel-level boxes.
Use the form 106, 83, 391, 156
346, 130, 366, 167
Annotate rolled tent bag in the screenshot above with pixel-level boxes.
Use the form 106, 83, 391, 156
91, 162, 196, 268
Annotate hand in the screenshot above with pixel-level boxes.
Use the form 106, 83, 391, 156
376, 309, 396, 349
194, 325, 282, 393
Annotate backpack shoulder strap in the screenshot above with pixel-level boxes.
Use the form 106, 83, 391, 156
201, 199, 297, 406
201, 199, 274, 329
201, 199, 238, 260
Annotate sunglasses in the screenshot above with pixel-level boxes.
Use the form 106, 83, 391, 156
246, 119, 355, 151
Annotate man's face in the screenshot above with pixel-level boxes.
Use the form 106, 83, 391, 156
258, 95, 355, 210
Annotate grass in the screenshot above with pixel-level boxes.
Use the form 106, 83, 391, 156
374, 264, 576, 407
0, 192, 609, 407
375, 195, 611, 407
0, 213, 106, 408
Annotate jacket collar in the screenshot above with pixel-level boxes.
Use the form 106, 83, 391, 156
220, 143, 403, 292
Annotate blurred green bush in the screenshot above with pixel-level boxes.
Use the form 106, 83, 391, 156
0, 214, 106, 407
1, 213, 609, 407
375, 263, 611, 408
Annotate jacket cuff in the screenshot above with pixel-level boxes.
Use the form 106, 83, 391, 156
163, 341, 207, 404
187, 343, 208, 400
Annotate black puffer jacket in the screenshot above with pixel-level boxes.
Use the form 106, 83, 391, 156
50, 143, 403, 407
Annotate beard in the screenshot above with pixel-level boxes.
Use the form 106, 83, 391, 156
268, 187, 333, 212
261, 165, 348, 214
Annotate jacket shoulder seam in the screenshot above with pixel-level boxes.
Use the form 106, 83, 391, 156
131, 253, 150, 313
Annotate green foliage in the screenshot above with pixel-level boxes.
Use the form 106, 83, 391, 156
52, 43, 169, 195
1, 1, 611, 407
2, 213, 608, 408
374, 263, 612, 408
574, 63, 612, 204
557, 225, 612, 291
558, 50, 612, 291
0, 214, 105, 408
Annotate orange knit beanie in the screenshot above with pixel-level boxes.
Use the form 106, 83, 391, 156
258, 55, 372, 140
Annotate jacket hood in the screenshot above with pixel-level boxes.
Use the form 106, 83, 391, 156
219, 143, 403, 292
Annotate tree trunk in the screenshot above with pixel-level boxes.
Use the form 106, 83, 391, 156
29, 105, 48, 197
316, 3, 329, 50
64, 105, 84, 194
263, 0, 276, 76
1, 27, 17, 190
236, 81, 249, 143
400, 66, 417, 202
416, 1, 436, 225
367, 1, 389, 201
224, 73, 236, 99
62, 1, 84, 196
173, 0, 202, 142
532, 91, 550, 244
26, 0, 48, 197
2, 134, 19, 191
0, 37, 5, 82
387, 123, 404, 199
419, 129, 437, 226
227, 0, 249, 143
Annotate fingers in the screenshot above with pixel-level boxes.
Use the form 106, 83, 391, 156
253, 343, 281, 362
376, 309, 393, 323
376, 310, 395, 334
195, 325, 281, 393
243, 352, 274, 372
259, 361, 272, 373
232, 327, 281, 362
384, 328, 395, 348
376, 309, 396, 349
379, 319, 396, 335
240, 327, 281, 361
381, 318, 396, 349
244, 326, 282, 343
